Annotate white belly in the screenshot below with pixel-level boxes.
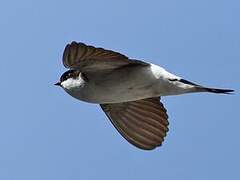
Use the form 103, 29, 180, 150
65, 64, 192, 104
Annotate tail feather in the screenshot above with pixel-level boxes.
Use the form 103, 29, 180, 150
201, 87, 234, 94
171, 78, 234, 95
177, 78, 234, 94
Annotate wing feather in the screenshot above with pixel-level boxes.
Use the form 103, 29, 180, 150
100, 97, 169, 150
62, 41, 148, 72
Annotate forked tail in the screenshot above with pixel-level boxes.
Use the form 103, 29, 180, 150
177, 78, 234, 94
197, 87, 234, 94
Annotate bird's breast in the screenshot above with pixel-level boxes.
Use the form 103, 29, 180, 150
65, 64, 185, 104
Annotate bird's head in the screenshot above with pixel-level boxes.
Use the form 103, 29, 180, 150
55, 69, 84, 90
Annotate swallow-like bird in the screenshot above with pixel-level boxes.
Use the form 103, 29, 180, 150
55, 41, 233, 150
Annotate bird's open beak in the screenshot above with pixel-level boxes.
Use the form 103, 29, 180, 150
54, 82, 61, 86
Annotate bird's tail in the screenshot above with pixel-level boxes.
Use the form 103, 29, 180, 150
177, 78, 234, 94
195, 87, 234, 94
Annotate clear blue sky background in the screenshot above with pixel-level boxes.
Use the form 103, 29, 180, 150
0, 0, 239, 179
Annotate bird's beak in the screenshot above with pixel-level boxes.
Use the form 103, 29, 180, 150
54, 82, 61, 86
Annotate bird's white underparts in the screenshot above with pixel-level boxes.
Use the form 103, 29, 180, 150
55, 41, 233, 150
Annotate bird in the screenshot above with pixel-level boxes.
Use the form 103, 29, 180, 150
55, 41, 234, 150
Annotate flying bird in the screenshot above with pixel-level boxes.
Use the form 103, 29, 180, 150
55, 41, 233, 150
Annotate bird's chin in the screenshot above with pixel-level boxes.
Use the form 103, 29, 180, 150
61, 77, 83, 89
61, 81, 83, 95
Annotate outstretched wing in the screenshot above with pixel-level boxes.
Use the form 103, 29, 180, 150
100, 97, 169, 150
62, 41, 148, 72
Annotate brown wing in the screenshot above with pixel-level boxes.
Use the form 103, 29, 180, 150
62, 41, 148, 72
100, 97, 169, 150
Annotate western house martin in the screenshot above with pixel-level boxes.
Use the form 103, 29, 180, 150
55, 42, 233, 150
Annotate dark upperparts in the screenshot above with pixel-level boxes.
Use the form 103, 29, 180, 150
60, 69, 80, 83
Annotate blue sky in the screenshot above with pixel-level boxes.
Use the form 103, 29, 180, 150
0, 0, 239, 179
